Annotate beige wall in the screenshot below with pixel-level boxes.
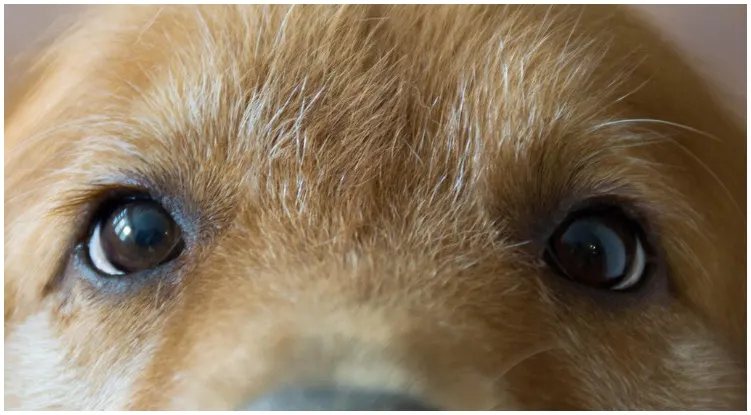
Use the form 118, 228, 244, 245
5, 5, 746, 118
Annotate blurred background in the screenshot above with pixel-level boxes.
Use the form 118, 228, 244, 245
5, 5, 746, 119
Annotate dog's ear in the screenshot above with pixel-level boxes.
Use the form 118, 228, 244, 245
607, 6, 746, 354
621, 7, 745, 207
4, 7, 88, 323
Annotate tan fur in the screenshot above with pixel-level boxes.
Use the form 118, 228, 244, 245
5, 5, 746, 410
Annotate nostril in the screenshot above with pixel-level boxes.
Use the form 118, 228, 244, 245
241, 387, 436, 411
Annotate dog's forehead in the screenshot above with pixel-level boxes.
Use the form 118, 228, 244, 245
108, 9, 623, 176
52, 5, 649, 230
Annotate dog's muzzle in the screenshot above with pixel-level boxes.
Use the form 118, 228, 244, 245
241, 387, 435, 410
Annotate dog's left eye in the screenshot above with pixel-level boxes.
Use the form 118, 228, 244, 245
87, 199, 183, 276
544, 206, 649, 291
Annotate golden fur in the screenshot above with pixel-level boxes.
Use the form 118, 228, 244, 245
5, 5, 746, 410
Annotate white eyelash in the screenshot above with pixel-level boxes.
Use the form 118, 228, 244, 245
87, 222, 125, 276
611, 237, 646, 291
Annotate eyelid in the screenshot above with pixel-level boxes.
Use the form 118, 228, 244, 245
47, 181, 148, 218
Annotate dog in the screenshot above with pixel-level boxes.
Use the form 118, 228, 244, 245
5, 5, 746, 410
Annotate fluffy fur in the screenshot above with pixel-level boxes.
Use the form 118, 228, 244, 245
5, 5, 746, 410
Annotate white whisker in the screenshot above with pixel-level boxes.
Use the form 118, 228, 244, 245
589, 118, 722, 142
667, 140, 743, 216
496, 343, 561, 381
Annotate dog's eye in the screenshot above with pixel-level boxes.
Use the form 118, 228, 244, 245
87, 199, 183, 275
545, 207, 648, 291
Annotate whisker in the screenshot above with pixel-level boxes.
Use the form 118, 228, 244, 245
666, 139, 743, 217
588, 118, 722, 143
496, 342, 562, 380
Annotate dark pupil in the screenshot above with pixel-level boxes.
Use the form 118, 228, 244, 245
552, 216, 633, 287
100, 201, 181, 272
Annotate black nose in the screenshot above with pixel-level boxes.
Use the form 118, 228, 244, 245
241, 387, 436, 410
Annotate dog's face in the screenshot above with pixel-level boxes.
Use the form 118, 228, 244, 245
5, 5, 746, 410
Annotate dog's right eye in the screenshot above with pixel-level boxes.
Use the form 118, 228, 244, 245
86, 198, 184, 276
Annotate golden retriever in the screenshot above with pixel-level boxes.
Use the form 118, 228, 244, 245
5, 5, 746, 410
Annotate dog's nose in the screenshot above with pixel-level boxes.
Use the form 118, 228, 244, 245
241, 387, 436, 410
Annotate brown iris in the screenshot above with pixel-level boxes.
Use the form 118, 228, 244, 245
546, 207, 647, 291
90, 199, 183, 274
